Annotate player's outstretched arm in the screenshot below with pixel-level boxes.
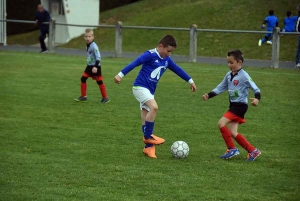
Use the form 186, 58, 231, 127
114, 51, 152, 84
203, 91, 218, 101
167, 58, 196, 92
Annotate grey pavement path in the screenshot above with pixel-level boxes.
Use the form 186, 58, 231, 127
0, 45, 295, 69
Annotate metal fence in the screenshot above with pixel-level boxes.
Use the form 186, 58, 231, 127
0, 18, 298, 68
0, 0, 6, 46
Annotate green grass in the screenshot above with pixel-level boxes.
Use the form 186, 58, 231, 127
7, 0, 299, 61
0, 51, 300, 200
7, 30, 39, 45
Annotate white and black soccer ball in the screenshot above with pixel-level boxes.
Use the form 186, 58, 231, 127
170, 141, 189, 159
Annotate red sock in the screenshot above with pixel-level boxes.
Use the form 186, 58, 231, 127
235, 134, 255, 153
99, 84, 107, 99
220, 126, 236, 149
81, 83, 87, 97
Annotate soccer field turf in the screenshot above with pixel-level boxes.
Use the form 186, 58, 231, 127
0, 51, 299, 200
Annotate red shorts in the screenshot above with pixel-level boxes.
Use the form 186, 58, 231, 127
223, 111, 246, 124
83, 66, 103, 81
82, 72, 103, 81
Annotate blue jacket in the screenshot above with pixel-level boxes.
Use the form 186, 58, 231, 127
35, 9, 50, 30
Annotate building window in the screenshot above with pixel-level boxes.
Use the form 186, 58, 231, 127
49, 0, 65, 15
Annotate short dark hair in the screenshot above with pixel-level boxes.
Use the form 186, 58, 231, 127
287, 11, 292, 17
158, 35, 177, 48
269, 9, 274, 15
227, 49, 244, 63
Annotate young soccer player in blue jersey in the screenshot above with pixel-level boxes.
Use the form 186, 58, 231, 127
203, 50, 261, 161
258, 9, 278, 46
282, 11, 298, 33
74, 29, 109, 103
114, 35, 197, 158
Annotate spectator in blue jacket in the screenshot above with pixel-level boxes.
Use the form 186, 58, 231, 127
35, 4, 51, 53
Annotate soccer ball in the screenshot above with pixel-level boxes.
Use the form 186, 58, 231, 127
170, 141, 189, 159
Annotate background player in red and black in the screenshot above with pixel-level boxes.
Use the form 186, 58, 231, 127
74, 29, 110, 104
203, 50, 261, 161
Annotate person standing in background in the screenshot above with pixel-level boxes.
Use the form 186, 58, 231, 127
35, 4, 51, 53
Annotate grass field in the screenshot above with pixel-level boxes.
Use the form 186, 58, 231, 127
7, 0, 299, 61
0, 51, 300, 201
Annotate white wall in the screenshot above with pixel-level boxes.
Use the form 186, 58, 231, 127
63, 0, 99, 42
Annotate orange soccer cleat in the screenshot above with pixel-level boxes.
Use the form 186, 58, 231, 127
143, 134, 165, 145
143, 145, 157, 158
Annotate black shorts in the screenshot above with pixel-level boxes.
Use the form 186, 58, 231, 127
84, 65, 102, 77
228, 102, 248, 118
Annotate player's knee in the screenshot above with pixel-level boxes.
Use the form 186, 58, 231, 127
81, 76, 87, 83
150, 104, 158, 113
217, 120, 226, 128
231, 132, 238, 138
96, 80, 103, 85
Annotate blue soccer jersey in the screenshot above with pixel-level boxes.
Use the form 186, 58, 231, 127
284, 16, 298, 32
265, 15, 278, 30
118, 48, 193, 94
211, 69, 260, 105
86, 41, 101, 67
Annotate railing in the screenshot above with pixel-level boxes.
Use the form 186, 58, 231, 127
0, 0, 6, 45
0, 19, 298, 68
